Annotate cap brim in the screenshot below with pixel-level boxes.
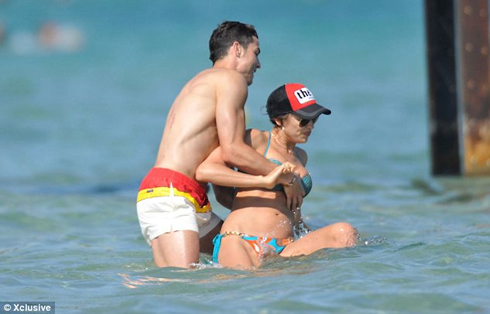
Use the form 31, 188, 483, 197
294, 103, 331, 119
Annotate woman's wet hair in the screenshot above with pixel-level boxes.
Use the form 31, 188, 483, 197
269, 114, 289, 127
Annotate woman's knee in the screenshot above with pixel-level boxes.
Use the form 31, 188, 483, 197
331, 222, 358, 247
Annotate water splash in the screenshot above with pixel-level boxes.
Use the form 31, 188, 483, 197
293, 222, 311, 240
362, 235, 390, 246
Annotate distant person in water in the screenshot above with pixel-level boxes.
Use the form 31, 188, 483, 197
136, 21, 303, 269
38, 21, 85, 52
196, 83, 358, 269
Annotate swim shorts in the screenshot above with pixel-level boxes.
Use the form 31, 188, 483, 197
136, 167, 220, 245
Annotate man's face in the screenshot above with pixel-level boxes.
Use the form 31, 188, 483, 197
237, 36, 261, 86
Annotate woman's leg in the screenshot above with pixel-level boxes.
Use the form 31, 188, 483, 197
280, 222, 358, 257
217, 235, 260, 269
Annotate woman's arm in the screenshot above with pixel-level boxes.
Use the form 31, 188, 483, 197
196, 147, 289, 189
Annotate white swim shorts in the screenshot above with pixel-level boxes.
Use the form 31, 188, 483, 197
137, 195, 221, 245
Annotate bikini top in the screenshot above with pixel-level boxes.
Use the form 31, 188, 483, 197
264, 130, 313, 197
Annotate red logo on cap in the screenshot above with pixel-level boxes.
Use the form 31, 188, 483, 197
285, 83, 316, 111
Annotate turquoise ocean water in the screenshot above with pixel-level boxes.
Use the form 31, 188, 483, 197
1, 0, 490, 313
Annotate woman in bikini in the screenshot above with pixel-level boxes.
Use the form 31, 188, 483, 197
196, 83, 358, 269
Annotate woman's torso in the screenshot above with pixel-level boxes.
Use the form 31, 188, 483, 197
221, 129, 310, 239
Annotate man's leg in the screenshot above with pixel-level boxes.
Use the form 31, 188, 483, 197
151, 230, 200, 268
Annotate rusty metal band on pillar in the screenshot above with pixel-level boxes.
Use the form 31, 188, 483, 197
457, 0, 490, 175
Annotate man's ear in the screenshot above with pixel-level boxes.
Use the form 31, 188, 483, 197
232, 41, 242, 58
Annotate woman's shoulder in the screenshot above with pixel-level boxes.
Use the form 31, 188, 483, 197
294, 146, 308, 166
245, 128, 269, 151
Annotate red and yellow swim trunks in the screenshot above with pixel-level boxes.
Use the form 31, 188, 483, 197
136, 168, 219, 245
137, 167, 211, 213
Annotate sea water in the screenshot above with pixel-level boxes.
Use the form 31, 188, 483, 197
1, 0, 489, 313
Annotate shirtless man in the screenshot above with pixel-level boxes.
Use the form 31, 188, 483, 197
136, 21, 303, 268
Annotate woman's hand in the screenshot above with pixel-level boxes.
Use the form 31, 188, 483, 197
262, 162, 296, 189
266, 163, 304, 211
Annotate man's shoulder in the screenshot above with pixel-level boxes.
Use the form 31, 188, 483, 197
198, 67, 246, 85
185, 68, 245, 96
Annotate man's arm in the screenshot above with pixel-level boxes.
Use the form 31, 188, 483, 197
214, 71, 304, 210
214, 72, 276, 175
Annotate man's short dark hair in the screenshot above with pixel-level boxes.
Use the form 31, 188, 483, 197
209, 21, 258, 64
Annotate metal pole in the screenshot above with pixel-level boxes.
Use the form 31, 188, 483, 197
457, 0, 490, 175
425, 0, 461, 175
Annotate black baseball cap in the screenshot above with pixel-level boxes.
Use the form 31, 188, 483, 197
266, 83, 331, 120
